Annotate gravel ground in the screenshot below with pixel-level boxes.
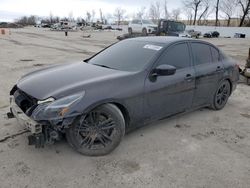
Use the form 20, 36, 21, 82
0, 27, 250, 188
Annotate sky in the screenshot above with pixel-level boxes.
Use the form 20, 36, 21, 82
0, 0, 183, 22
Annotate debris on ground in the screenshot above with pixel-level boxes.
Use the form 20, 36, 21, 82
82, 34, 91, 38
0, 129, 28, 143
234, 33, 246, 38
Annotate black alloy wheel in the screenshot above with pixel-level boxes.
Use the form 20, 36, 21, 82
66, 104, 125, 156
212, 80, 231, 110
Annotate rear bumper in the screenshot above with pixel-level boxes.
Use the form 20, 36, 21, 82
10, 96, 42, 134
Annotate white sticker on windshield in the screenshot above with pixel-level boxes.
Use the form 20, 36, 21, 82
143, 44, 163, 51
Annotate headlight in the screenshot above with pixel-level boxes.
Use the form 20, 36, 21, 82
37, 97, 55, 104
32, 92, 85, 120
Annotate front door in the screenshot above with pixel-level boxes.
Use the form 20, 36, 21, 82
144, 42, 195, 120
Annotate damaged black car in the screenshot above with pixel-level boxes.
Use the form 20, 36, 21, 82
9, 37, 239, 156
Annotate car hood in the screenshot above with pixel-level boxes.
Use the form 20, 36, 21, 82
17, 62, 131, 100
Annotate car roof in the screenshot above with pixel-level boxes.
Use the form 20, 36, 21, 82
126, 36, 196, 46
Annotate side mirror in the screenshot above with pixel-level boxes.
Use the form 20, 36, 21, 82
152, 64, 176, 76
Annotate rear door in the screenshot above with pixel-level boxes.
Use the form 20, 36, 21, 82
190, 42, 224, 107
144, 42, 195, 120
132, 19, 142, 32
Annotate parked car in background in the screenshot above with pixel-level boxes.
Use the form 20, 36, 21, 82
128, 19, 157, 35
9, 37, 239, 156
156, 19, 188, 37
186, 29, 202, 38
203, 31, 220, 38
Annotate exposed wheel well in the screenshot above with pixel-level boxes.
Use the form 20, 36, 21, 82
225, 78, 232, 94
111, 102, 130, 129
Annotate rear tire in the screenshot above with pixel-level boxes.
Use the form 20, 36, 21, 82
66, 104, 125, 156
210, 80, 231, 110
128, 28, 132, 35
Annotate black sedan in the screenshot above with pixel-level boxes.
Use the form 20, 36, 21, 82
9, 37, 239, 156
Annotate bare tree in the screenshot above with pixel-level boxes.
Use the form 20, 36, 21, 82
163, 0, 169, 19
76, 17, 85, 25
220, 0, 236, 26
238, 0, 250, 26
149, 1, 161, 22
197, 0, 211, 25
49, 12, 54, 24
183, 0, 203, 25
68, 11, 74, 22
91, 10, 95, 22
99, 9, 104, 23
113, 7, 126, 26
105, 13, 113, 23
184, 7, 193, 25
171, 8, 181, 20
86, 12, 91, 23
215, 0, 220, 26
15, 15, 38, 26
136, 6, 146, 19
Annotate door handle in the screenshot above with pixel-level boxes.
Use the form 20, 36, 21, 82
216, 66, 223, 72
185, 74, 193, 82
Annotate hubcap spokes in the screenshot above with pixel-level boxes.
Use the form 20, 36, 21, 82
75, 111, 116, 149
216, 84, 229, 106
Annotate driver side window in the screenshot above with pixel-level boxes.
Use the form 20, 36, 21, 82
156, 43, 191, 69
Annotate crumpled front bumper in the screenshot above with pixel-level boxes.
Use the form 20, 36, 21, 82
10, 96, 42, 134
9, 95, 78, 148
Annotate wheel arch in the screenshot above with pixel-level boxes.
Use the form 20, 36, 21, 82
224, 78, 233, 94
81, 100, 131, 129
111, 102, 130, 129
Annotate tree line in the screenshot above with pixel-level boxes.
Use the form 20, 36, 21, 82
14, 0, 250, 27
146, 0, 250, 27
182, 0, 250, 26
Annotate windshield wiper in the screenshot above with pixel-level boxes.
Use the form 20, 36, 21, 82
92, 64, 116, 70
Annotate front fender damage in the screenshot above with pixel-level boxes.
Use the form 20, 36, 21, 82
29, 115, 79, 148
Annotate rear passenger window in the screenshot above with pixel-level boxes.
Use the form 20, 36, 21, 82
132, 20, 140, 24
157, 43, 190, 69
191, 43, 212, 65
210, 46, 220, 62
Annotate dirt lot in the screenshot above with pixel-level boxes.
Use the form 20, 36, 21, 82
0, 27, 250, 188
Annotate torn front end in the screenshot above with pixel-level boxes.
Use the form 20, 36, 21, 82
9, 86, 81, 148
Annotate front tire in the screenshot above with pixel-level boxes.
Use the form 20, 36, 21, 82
66, 104, 125, 156
142, 28, 148, 36
211, 80, 231, 110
